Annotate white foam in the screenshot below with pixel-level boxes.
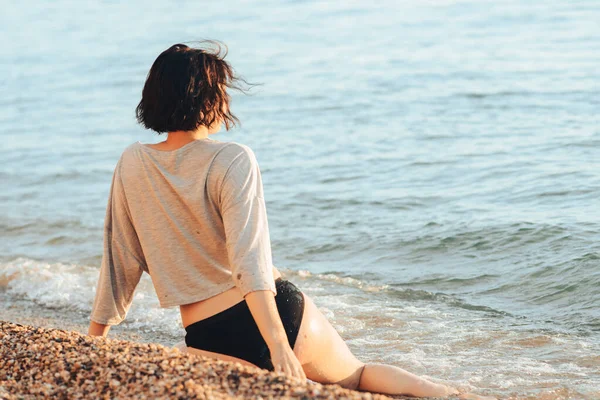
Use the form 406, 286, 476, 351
1, 257, 99, 311
0, 257, 185, 338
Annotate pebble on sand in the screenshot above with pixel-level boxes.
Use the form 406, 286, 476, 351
0, 321, 405, 399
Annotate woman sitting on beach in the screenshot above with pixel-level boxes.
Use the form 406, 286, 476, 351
87, 42, 488, 399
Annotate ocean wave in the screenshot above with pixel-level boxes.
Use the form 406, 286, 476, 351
0, 257, 184, 338
281, 259, 599, 334
0, 257, 99, 311
457, 89, 594, 99
281, 268, 510, 317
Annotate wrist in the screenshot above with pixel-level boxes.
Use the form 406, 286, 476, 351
265, 331, 289, 350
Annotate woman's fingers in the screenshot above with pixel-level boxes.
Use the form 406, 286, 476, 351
292, 359, 306, 380
296, 365, 306, 380
284, 360, 297, 378
276, 360, 305, 381
295, 368, 306, 379
291, 361, 306, 380
270, 343, 306, 380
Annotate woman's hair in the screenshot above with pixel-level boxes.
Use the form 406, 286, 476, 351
136, 41, 247, 133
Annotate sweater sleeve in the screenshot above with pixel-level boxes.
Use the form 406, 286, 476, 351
219, 145, 277, 298
90, 158, 146, 325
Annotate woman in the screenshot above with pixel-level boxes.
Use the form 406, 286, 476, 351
87, 42, 488, 399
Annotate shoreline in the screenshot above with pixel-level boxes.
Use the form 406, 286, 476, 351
0, 290, 178, 346
0, 320, 425, 399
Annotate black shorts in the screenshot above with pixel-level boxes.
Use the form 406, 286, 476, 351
184, 278, 305, 370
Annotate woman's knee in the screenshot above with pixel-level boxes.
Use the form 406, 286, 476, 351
337, 363, 366, 390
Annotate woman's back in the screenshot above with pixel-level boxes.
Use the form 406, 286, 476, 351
90, 138, 277, 325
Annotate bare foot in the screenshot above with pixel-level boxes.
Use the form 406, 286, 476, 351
434, 383, 461, 398
458, 392, 497, 400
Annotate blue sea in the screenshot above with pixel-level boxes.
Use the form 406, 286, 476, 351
1, 1, 599, 398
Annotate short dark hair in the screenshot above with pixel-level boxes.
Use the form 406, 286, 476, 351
136, 41, 245, 133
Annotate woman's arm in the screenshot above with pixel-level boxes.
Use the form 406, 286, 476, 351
245, 289, 306, 380
88, 321, 111, 337
89, 157, 146, 329
219, 145, 305, 379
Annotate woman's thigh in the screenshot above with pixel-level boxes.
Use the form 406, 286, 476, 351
184, 346, 260, 369
293, 293, 365, 388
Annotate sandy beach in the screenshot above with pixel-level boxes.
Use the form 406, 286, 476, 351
0, 320, 428, 400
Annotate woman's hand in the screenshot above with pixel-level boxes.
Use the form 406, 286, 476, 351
269, 342, 306, 380
88, 320, 111, 337
244, 289, 307, 381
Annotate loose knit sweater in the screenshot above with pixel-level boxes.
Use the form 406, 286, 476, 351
90, 138, 277, 326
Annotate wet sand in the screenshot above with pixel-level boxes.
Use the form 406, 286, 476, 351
0, 320, 425, 399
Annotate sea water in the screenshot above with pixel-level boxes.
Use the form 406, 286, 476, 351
1, 0, 599, 398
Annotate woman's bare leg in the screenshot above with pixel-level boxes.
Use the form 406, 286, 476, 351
292, 293, 459, 397
183, 346, 260, 369
358, 364, 458, 397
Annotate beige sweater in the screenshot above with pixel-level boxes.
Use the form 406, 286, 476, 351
90, 138, 277, 325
